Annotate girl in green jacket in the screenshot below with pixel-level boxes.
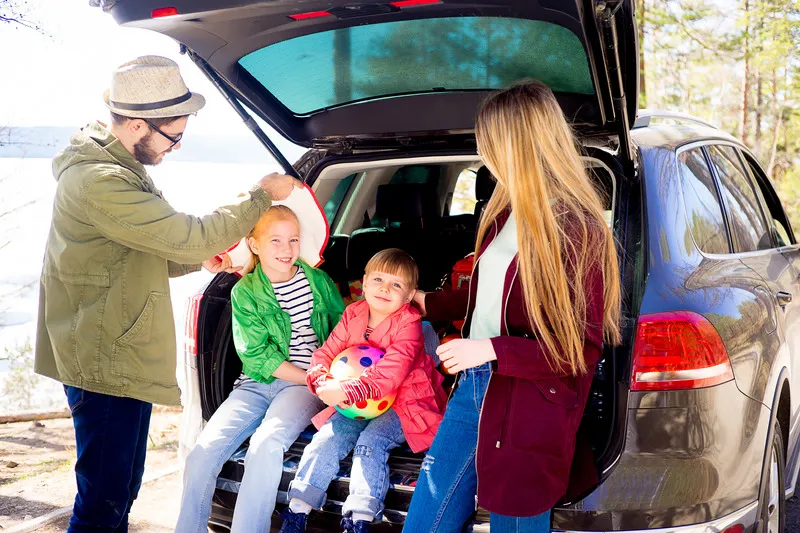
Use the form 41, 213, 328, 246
176, 205, 345, 533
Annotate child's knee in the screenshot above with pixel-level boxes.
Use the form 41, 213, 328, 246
184, 444, 215, 478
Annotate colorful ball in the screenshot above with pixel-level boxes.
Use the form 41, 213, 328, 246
330, 345, 396, 420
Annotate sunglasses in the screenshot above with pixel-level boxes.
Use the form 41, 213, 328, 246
143, 119, 183, 149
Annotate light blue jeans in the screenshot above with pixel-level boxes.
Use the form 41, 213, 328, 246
175, 378, 323, 533
403, 363, 551, 533
288, 409, 406, 520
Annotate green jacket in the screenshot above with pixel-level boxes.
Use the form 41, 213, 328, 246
231, 261, 344, 383
35, 121, 271, 405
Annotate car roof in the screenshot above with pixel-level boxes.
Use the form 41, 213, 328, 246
631, 121, 742, 152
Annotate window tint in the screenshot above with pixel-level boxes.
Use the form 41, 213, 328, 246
239, 17, 594, 114
324, 173, 357, 225
678, 148, 730, 254
707, 145, 771, 252
450, 168, 478, 216
389, 165, 441, 185
740, 151, 795, 247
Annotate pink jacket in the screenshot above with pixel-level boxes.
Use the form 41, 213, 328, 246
307, 299, 447, 453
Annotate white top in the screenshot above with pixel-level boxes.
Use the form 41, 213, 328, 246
272, 267, 318, 370
469, 213, 519, 340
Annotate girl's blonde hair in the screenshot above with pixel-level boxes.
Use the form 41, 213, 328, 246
364, 248, 419, 289
474, 80, 621, 376
248, 205, 300, 240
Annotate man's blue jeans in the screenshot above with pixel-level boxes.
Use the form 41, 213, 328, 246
64, 385, 152, 533
403, 364, 551, 533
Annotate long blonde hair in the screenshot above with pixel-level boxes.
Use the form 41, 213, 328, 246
474, 80, 621, 376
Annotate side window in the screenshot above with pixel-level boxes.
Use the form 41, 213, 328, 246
449, 168, 478, 216
740, 151, 796, 247
323, 173, 357, 225
707, 145, 772, 252
678, 148, 731, 254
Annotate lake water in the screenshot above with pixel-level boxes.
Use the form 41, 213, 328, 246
0, 156, 280, 411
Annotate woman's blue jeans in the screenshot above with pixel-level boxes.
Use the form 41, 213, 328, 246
403, 363, 551, 533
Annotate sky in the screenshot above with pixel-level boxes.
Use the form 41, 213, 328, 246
0, 0, 303, 161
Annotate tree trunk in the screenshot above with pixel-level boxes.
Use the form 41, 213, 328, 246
740, 0, 751, 145
333, 28, 352, 104
767, 67, 781, 179
638, 0, 647, 107
755, 68, 763, 153
767, 111, 782, 180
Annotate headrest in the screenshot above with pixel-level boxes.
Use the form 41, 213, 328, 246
475, 166, 496, 201
374, 183, 439, 227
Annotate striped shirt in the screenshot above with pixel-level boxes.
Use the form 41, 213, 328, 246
273, 267, 318, 370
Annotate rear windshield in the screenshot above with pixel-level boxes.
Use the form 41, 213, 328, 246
239, 17, 594, 115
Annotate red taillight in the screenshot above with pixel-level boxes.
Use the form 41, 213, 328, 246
390, 0, 441, 6
722, 525, 744, 533
631, 311, 733, 391
184, 294, 203, 356
289, 10, 332, 21
152, 7, 179, 18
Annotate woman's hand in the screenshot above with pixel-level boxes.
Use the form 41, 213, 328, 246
411, 290, 427, 315
437, 338, 497, 374
316, 380, 349, 407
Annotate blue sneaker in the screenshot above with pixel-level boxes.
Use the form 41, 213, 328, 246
341, 512, 371, 533
279, 508, 308, 533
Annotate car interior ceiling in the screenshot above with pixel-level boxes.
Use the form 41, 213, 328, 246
315, 157, 615, 297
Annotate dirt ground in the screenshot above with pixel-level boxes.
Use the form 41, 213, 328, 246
0, 408, 182, 531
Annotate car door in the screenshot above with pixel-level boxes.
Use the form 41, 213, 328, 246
706, 142, 798, 410
97, 0, 639, 169
736, 148, 800, 491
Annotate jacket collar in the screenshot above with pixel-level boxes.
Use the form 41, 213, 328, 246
347, 299, 418, 343
254, 259, 317, 313
84, 121, 150, 182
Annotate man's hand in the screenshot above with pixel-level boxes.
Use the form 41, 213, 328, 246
258, 172, 303, 201
202, 254, 242, 274
316, 380, 349, 407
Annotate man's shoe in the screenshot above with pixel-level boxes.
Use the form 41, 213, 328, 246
278, 508, 308, 533
341, 512, 372, 533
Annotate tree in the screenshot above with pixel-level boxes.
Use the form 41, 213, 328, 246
0, 0, 44, 33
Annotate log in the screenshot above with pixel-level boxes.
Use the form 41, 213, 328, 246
0, 408, 70, 424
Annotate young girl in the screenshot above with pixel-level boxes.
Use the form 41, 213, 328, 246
279, 248, 448, 533
175, 205, 344, 533
402, 80, 622, 532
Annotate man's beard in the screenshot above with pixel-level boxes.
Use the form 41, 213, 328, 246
133, 133, 165, 166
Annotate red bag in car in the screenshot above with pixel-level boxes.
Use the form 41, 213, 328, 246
451, 254, 474, 329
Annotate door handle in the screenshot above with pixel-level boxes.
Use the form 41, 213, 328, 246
775, 291, 793, 306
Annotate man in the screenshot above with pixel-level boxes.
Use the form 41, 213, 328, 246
35, 55, 297, 532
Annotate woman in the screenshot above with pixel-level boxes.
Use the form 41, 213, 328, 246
402, 80, 621, 533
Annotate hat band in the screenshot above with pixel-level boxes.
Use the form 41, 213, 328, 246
110, 91, 191, 111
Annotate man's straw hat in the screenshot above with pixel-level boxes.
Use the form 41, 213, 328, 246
103, 56, 205, 119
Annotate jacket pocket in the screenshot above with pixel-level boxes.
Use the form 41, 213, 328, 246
507, 377, 579, 456
111, 291, 174, 385
397, 368, 436, 402
64, 386, 87, 414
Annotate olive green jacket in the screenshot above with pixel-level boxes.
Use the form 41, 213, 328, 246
35, 121, 271, 405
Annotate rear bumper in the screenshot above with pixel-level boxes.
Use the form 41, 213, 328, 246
550, 501, 758, 533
